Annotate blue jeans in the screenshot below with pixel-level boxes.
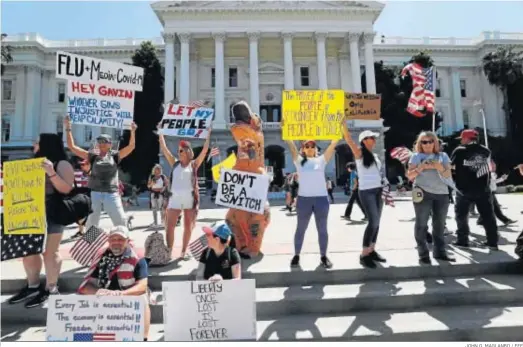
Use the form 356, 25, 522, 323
359, 188, 383, 248
413, 189, 450, 258
86, 191, 127, 229
294, 196, 330, 256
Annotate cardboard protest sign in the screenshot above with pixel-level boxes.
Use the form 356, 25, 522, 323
162, 280, 256, 341
211, 153, 237, 183
215, 169, 269, 214
158, 104, 214, 139
46, 295, 146, 342
3, 158, 46, 235
67, 81, 134, 129
282, 90, 344, 140
344, 93, 381, 120
56, 51, 144, 91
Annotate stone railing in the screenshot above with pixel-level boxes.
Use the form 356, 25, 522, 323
374, 31, 523, 45
4, 33, 164, 47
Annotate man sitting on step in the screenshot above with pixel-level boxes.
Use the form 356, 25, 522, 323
78, 226, 151, 341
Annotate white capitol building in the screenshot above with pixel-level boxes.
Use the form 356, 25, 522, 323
2, 1, 522, 184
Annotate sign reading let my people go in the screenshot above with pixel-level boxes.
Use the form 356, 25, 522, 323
158, 104, 214, 139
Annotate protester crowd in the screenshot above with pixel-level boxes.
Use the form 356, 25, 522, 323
5, 102, 523, 342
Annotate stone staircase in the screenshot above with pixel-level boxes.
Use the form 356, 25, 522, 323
2, 250, 522, 341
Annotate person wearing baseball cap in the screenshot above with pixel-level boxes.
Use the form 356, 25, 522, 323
341, 124, 387, 269
281, 117, 341, 270
196, 222, 241, 281
451, 129, 498, 250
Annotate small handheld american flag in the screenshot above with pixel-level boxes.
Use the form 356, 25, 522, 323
188, 100, 207, 108
207, 147, 220, 162
401, 63, 436, 118
70, 226, 108, 267
188, 235, 208, 260
390, 147, 413, 165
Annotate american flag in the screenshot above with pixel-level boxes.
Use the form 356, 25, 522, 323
70, 226, 108, 267
401, 63, 436, 117
382, 185, 395, 207
207, 147, 220, 162
74, 171, 89, 188
188, 100, 207, 108
188, 234, 208, 260
73, 333, 116, 341
390, 147, 413, 165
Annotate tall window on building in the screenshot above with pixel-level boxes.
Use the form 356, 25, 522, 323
1, 115, 11, 142
2, 80, 13, 100
84, 127, 93, 143
56, 115, 64, 137
460, 79, 467, 98
300, 67, 310, 87
58, 83, 66, 103
462, 109, 470, 128
435, 78, 442, 98
228, 67, 238, 88
211, 67, 216, 88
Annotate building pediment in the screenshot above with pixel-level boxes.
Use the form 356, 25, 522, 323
258, 62, 284, 75
152, 1, 384, 11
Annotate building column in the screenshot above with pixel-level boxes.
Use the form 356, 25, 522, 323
25, 66, 41, 141
162, 32, 176, 105
178, 32, 191, 104
450, 67, 464, 131
363, 32, 377, 94
248, 32, 260, 115
315, 32, 328, 90
13, 67, 26, 141
339, 53, 352, 91
39, 70, 50, 135
282, 32, 294, 90
348, 33, 362, 93
213, 32, 226, 129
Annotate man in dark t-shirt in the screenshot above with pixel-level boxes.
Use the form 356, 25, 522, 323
451, 130, 498, 249
197, 222, 241, 281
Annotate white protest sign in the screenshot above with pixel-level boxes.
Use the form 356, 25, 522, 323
67, 81, 134, 129
46, 295, 145, 342
215, 169, 269, 214
56, 51, 144, 91
158, 103, 213, 139
162, 280, 256, 341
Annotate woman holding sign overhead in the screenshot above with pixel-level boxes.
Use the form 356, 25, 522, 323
64, 116, 137, 229
158, 122, 212, 260
283, 120, 340, 269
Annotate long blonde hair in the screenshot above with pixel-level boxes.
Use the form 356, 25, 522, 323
414, 131, 441, 154
151, 164, 163, 176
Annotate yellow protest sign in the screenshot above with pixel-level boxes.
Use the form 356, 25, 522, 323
3, 158, 47, 235
212, 153, 237, 183
344, 93, 381, 120
282, 90, 344, 140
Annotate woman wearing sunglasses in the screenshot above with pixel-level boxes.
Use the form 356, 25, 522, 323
284, 134, 339, 269
341, 126, 387, 269
407, 131, 455, 264
158, 124, 211, 260
64, 116, 137, 229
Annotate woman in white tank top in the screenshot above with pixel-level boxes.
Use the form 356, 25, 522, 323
342, 125, 387, 269
158, 122, 212, 260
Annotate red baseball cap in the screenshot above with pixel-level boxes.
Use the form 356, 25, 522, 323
179, 140, 192, 148
302, 140, 316, 147
457, 129, 478, 140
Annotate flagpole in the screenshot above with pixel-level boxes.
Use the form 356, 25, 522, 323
432, 112, 436, 132
474, 100, 489, 149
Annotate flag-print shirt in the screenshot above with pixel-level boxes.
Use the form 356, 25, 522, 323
90, 258, 148, 290
451, 143, 491, 195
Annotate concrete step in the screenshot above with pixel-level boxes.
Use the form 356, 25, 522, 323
3, 275, 522, 325
2, 248, 521, 294
3, 304, 523, 341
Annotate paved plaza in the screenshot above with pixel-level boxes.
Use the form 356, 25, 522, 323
1, 193, 522, 341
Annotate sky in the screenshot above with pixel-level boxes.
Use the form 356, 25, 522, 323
1, 1, 523, 40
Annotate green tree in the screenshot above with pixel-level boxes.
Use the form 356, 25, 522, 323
119, 41, 164, 187
482, 46, 523, 142
1, 33, 13, 75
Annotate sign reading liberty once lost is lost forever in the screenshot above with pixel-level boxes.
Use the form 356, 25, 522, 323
282, 90, 344, 140
56, 51, 144, 91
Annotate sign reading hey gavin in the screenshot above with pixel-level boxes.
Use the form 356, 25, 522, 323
46, 295, 145, 342
282, 90, 344, 140
162, 280, 256, 341
3, 158, 46, 235
158, 104, 214, 139
216, 169, 269, 214
344, 93, 381, 120
67, 81, 134, 129
56, 51, 144, 91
